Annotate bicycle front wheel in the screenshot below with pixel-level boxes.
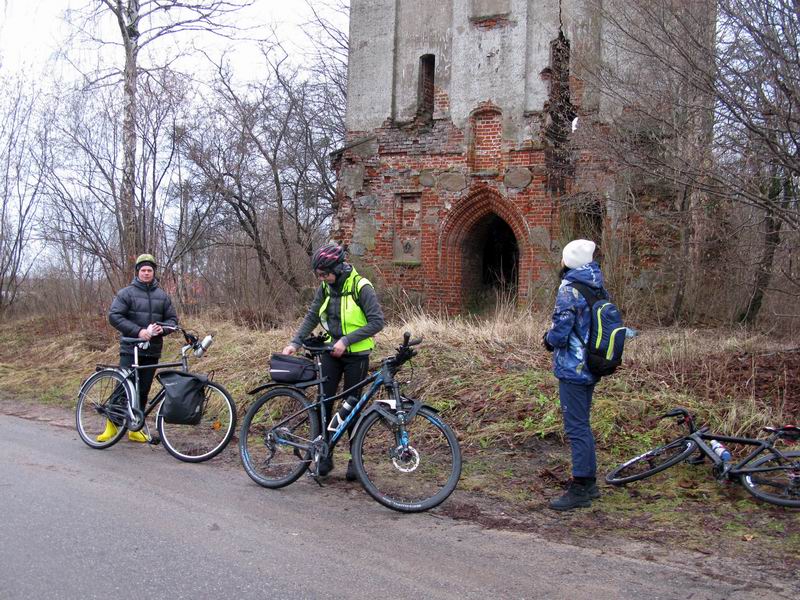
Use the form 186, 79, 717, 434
353, 406, 462, 513
741, 450, 800, 508
75, 370, 129, 449
239, 387, 319, 489
606, 438, 697, 485
157, 381, 237, 463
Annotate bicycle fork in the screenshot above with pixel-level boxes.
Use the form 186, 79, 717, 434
390, 411, 420, 473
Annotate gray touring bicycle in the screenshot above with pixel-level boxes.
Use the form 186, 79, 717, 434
75, 324, 236, 463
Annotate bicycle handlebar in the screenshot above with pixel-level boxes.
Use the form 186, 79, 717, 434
155, 323, 215, 358
659, 407, 696, 433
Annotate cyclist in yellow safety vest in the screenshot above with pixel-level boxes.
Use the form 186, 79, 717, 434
282, 243, 385, 480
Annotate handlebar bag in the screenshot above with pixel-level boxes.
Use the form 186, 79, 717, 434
157, 370, 209, 424
269, 353, 316, 383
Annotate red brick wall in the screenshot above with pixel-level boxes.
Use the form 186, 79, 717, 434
334, 102, 603, 313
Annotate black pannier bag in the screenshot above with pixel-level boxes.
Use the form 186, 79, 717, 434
157, 370, 209, 425
269, 353, 316, 383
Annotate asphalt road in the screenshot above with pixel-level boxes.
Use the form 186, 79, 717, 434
0, 415, 789, 600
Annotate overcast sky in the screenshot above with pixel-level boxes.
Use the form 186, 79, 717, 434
0, 0, 339, 80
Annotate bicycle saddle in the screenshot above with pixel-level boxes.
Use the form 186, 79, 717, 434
763, 425, 800, 440
120, 336, 151, 349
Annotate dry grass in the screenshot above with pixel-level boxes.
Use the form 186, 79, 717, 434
0, 309, 794, 436
1, 310, 798, 566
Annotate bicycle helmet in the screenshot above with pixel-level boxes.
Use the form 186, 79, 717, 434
311, 243, 345, 272
135, 253, 157, 271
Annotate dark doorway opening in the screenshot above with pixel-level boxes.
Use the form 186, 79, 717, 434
461, 213, 519, 310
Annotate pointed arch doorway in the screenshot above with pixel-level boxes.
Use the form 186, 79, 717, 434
460, 213, 519, 307
439, 189, 527, 312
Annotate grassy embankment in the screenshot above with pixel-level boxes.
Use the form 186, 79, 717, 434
0, 309, 797, 565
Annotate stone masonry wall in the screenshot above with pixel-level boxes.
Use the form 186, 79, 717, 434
336, 0, 618, 312
333, 95, 605, 312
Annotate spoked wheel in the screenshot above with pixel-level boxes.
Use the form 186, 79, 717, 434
741, 451, 800, 508
75, 370, 129, 449
157, 382, 237, 463
606, 438, 698, 485
239, 387, 319, 488
353, 406, 462, 513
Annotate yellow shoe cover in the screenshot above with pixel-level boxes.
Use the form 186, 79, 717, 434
96, 420, 118, 442
128, 430, 149, 443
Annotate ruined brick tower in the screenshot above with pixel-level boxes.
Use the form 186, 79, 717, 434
333, 0, 620, 312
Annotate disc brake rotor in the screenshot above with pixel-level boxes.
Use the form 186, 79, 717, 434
392, 445, 420, 472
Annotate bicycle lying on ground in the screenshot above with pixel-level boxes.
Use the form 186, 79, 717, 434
239, 332, 462, 513
76, 324, 237, 462
606, 407, 800, 507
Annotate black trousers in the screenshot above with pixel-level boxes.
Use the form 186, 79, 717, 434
120, 353, 160, 411
319, 352, 370, 440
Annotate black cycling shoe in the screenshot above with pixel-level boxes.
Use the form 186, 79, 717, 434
317, 456, 334, 477
345, 459, 359, 482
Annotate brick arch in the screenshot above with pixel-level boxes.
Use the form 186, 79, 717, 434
437, 187, 533, 308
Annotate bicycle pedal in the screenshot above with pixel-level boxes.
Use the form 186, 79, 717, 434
305, 469, 325, 486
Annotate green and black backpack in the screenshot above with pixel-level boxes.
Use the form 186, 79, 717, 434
570, 282, 626, 377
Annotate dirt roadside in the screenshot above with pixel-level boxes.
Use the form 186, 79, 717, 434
3, 395, 797, 595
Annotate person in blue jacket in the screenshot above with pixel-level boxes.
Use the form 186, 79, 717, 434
543, 239, 605, 510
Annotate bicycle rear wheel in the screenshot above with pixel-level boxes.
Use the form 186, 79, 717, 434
75, 370, 129, 449
741, 450, 800, 508
606, 438, 697, 485
239, 387, 319, 488
157, 382, 237, 463
352, 406, 462, 513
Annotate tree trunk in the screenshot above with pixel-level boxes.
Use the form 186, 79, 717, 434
739, 177, 785, 325
119, 1, 141, 278
670, 186, 692, 324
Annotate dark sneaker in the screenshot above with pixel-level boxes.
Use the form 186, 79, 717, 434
317, 456, 334, 477
345, 459, 359, 482
548, 481, 592, 511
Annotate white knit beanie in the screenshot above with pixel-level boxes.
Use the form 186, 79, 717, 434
562, 239, 596, 269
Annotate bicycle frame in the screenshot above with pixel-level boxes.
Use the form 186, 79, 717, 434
272, 348, 416, 457
689, 429, 796, 478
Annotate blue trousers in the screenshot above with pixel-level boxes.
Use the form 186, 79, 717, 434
558, 380, 597, 478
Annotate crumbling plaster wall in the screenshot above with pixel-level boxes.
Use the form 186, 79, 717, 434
339, 0, 629, 311
346, 0, 604, 137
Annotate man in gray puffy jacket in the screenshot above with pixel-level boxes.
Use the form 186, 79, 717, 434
100, 253, 178, 443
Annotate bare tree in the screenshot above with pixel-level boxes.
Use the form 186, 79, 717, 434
42, 70, 219, 294
0, 75, 46, 316
303, 0, 349, 143
64, 0, 254, 275
183, 50, 337, 310
580, 0, 799, 325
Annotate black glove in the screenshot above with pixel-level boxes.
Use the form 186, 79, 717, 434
542, 332, 554, 352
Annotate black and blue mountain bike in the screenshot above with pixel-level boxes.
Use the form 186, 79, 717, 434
238, 332, 462, 513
